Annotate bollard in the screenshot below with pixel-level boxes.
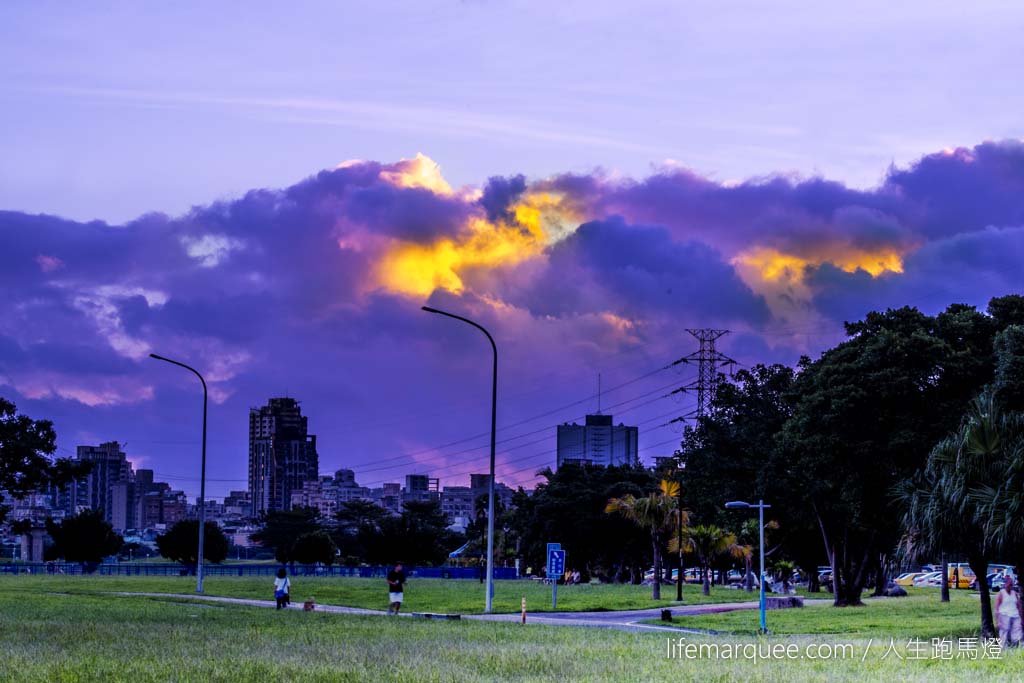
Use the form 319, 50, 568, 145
521, 597, 527, 624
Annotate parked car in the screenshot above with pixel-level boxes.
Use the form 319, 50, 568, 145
913, 571, 943, 587
894, 572, 923, 587
971, 572, 1008, 591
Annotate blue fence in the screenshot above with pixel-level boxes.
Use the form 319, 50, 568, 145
1, 562, 520, 580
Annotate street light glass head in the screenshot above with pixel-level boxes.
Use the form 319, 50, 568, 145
725, 501, 751, 509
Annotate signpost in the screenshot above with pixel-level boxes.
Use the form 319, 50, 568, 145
548, 548, 566, 609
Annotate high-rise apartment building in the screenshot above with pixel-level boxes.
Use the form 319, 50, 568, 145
556, 414, 639, 468
73, 442, 133, 526
248, 398, 320, 516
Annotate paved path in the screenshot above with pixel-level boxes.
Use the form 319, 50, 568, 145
112, 591, 829, 634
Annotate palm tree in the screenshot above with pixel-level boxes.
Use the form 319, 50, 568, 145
606, 480, 681, 600
677, 524, 743, 596
898, 389, 1023, 638
736, 518, 778, 593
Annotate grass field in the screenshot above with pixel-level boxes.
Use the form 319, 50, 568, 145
3, 588, 1022, 683
0, 574, 819, 614
644, 589, 994, 640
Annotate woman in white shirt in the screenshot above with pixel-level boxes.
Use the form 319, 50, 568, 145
274, 568, 291, 610
995, 575, 1023, 647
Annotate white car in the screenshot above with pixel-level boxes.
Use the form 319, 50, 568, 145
913, 571, 943, 587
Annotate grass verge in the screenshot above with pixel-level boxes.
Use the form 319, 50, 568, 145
3, 590, 1021, 682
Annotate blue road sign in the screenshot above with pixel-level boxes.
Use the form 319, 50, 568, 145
548, 549, 566, 576
548, 549, 566, 608
545, 542, 561, 575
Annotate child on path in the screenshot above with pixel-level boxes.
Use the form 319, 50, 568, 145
274, 568, 291, 610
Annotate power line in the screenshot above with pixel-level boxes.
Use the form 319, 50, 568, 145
326, 362, 673, 473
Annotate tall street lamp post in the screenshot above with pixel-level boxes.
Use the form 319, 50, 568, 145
676, 471, 684, 602
421, 306, 498, 613
150, 353, 208, 594
725, 499, 772, 633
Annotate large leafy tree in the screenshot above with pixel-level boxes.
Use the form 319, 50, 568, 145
606, 480, 682, 600
676, 365, 820, 590
45, 509, 123, 571
0, 398, 89, 525
291, 531, 338, 565
156, 520, 230, 567
365, 499, 463, 566
334, 499, 390, 562
677, 364, 796, 527
779, 305, 1003, 606
993, 325, 1024, 412
252, 507, 322, 563
511, 464, 656, 583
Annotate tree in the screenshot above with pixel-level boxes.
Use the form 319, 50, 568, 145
463, 495, 517, 567
0, 398, 89, 525
513, 464, 656, 583
677, 364, 795, 526
252, 507, 322, 563
993, 325, 1024, 412
46, 510, 123, 571
606, 480, 682, 599
735, 518, 779, 592
676, 365, 820, 590
366, 499, 463, 566
156, 520, 229, 568
334, 499, 390, 563
779, 306, 993, 606
898, 389, 1023, 637
679, 524, 742, 596
291, 531, 337, 565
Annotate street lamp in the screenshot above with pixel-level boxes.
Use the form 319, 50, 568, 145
421, 306, 498, 613
725, 499, 772, 634
150, 353, 208, 594
675, 465, 684, 602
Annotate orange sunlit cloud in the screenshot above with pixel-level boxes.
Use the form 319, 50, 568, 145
732, 245, 905, 285
373, 156, 582, 296
730, 244, 907, 329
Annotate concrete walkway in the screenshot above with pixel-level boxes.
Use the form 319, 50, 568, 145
112, 591, 828, 634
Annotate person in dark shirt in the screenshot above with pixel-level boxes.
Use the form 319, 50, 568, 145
387, 563, 406, 615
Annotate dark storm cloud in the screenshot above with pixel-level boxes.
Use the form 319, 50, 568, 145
885, 142, 1024, 238
479, 174, 527, 222
544, 141, 1024, 257
3, 144, 1024, 494
499, 217, 771, 325
808, 226, 1024, 323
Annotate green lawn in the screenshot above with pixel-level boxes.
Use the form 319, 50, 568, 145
645, 589, 994, 639
1, 574, 815, 614
3, 589, 1021, 682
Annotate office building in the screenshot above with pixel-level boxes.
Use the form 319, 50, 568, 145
556, 414, 639, 468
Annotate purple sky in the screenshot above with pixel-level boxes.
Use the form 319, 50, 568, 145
3, 3, 1024, 498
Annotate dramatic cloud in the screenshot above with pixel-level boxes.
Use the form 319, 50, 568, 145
3, 141, 1024, 496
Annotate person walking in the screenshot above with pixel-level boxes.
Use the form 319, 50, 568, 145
274, 568, 291, 610
996, 575, 1023, 647
387, 562, 407, 615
